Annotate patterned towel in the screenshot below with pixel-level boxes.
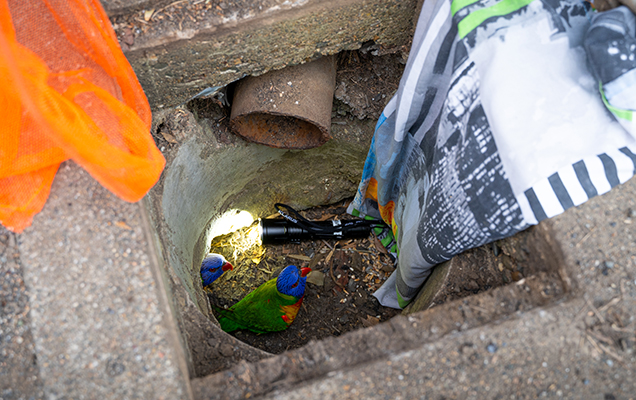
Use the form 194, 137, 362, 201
348, 0, 636, 308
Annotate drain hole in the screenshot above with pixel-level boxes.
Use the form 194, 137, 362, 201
148, 48, 568, 378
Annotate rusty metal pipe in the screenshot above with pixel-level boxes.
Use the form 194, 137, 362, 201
230, 56, 336, 149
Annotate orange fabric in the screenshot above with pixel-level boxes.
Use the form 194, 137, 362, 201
364, 177, 398, 237
0, 0, 165, 232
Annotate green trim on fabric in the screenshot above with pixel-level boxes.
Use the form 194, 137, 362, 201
351, 209, 361, 217
379, 231, 394, 247
451, 0, 482, 16
396, 288, 410, 308
457, 0, 536, 39
600, 82, 633, 122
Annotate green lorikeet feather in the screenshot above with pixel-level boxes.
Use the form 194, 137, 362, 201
214, 265, 309, 333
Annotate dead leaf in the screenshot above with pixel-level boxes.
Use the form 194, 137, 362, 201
161, 131, 178, 144
122, 28, 134, 46
306, 271, 325, 286
361, 315, 379, 327
144, 9, 155, 21
380, 263, 395, 272
371, 234, 388, 256
317, 213, 336, 221
309, 251, 325, 269
337, 273, 349, 288
325, 246, 336, 265
287, 254, 311, 261
115, 221, 132, 230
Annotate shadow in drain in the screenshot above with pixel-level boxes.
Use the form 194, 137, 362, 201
203, 201, 562, 354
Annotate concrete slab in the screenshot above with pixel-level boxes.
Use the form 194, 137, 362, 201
107, 0, 418, 109
101, 0, 171, 16
0, 228, 44, 399
15, 162, 192, 399
261, 297, 635, 399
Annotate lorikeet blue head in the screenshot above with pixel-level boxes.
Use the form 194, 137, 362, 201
276, 265, 311, 298
201, 253, 233, 286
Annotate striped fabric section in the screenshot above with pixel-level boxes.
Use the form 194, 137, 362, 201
518, 146, 636, 224
393, 0, 451, 142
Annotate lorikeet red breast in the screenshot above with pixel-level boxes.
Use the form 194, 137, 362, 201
215, 265, 311, 333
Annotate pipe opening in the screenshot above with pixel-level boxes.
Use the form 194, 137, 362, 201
230, 56, 337, 149
231, 112, 328, 149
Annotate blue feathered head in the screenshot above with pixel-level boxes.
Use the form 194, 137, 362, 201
276, 265, 311, 298
201, 253, 233, 286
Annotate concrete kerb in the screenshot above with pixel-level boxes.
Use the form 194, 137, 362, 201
109, 0, 419, 109
16, 162, 191, 399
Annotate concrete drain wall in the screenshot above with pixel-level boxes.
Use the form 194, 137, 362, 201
144, 94, 378, 377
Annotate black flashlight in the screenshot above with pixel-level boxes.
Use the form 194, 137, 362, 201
260, 218, 373, 244
259, 203, 385, 245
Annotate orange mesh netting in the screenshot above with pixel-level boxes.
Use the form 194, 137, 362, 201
0, 0, 165, 233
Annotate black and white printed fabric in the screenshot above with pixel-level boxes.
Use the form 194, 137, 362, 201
348, 0, 636, 309
585, 5, 636, 134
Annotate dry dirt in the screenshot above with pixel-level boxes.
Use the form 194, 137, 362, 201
204, 201, 401, 354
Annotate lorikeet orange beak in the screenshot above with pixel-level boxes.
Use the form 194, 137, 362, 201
300, 267, 311, 277
222, 262, 233, 272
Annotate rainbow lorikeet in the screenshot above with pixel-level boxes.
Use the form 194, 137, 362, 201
201, 253, 233, 286
215, 265, 311, 333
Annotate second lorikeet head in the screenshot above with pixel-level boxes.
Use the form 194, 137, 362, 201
201, 253, 233, 286
276, 265, 311, 298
